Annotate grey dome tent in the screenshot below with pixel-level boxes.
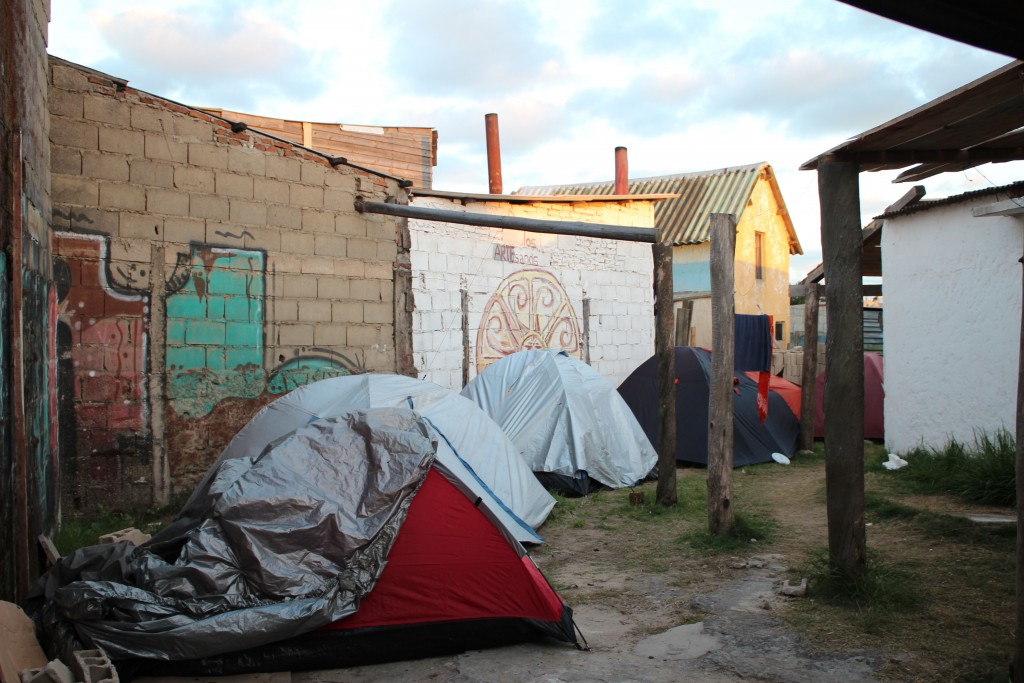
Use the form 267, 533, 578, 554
27, 409, 578, 677
162, 373, 555, 545
462, 350, 658, 496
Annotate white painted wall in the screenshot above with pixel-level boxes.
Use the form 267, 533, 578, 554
410, 196, 656, 390
882, 199, 1024, 453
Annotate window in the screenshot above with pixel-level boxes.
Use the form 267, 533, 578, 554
775, 320, 784, 342
755, 232, 764, 281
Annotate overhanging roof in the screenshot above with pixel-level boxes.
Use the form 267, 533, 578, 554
800, 60, 1024, 182
838, 1, 1024, 61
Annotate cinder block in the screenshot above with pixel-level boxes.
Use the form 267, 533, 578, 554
71, 648, 119, 683
99, 182, 145, 211
298, 300, 332, 322
50, 119, 99, 150
228, 147, 266, 176
290, 184, 323, 208
253, 177, 289, 204
188, 143, 227, 170
51, 147, 82, 176
364, 262, 392, 280
332, 301, 362, 323
99, 128, 144, 156
267, 204, 301, 230
144, 134, 187, 163
299, 256, 334, 275
49, 89, 83, 118
237, 225, 280, 251
83, 94, 129, 126
129, 160, 174, 188
130, 106, 176, 133
366, 216, 397, 241
273, 299, 298, 321
280, 231, 314, 256
317, 277, 350, 299
324, 187, 354, 211
82, 151, 128, 181
347, 325, 386, 347
314, 234, 346, 258
335, 212, 367, 237
301, 209, 333, 233
19, 658, 74, 683
324, 169, 357, 191
314, 324, 346, 346
347, 238, 377, 261
377, 240, 397, 262
163, 217, 206, 244
300, 162, 326, 185
266, 155, 301, 181
364, 301, 392, 324
189, 194, 228, 220
229, 199, 268, 226
351, 279, 381, 301
146, 188, 189, 216
119, 213, 164, 241
52, 175, 98, 205
51, 64, 91, 91
278, 324, 314, 346
173, 166, 214, 193
215, 171, 254, 199
334, 259, 364, 278
282, 275, 317, 298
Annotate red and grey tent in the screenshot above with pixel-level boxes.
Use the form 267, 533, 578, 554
28, 409, 578, 676
617, 346, 801, 467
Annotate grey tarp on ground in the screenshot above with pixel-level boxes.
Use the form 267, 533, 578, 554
155, 374, 553, 546
26, 409, 436, 662
462, 350, 658, 492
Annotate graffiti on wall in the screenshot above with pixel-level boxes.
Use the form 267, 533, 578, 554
54, 232, 150, 510
166, 245, 358, 418
476, 268, 581, 373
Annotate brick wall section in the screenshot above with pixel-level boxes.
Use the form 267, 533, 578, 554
1, 0, 55, 602
409, 196, 655, 389
49, 57, 409, 508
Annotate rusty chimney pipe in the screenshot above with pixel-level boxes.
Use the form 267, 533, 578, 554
485, 113, 503, 194
614, 146, 629, 195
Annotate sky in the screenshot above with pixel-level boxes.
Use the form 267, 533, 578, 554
47, 0, 1024, 282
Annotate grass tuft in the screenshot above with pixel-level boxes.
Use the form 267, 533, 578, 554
683, 510, 779, 554
887, 431, 1015, 507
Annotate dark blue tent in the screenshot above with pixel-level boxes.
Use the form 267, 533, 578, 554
617, 347, 800, 467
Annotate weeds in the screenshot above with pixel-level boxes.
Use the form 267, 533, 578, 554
885, 431, 1015, 507
682, 510, 779, 554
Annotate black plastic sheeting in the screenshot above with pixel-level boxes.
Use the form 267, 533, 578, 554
26, 409, 436, 665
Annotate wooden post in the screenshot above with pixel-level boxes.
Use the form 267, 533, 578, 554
653, 241, 677, 506
582, 296, 591, 365
707, 213, 736, 536
676, 299, 693, 346
818, 161, 866, 580
800, 282, 820, 451
1015, 251, 1024, 683
461, 287, 470, 387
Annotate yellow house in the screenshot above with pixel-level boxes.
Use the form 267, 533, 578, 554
520, 162, 802, 349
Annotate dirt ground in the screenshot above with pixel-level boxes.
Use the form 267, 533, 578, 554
281, 465, 888, 683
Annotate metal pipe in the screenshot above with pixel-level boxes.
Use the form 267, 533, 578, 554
615, 146, 629, 195
355, 198, 656, 243
485, 113, 503, 194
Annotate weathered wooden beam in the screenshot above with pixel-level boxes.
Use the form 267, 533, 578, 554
707, 213, 736, 536
653, 241, 677, 506
799, 282, 820, 452
819, 161, 867, 580
355, 199, 658, 243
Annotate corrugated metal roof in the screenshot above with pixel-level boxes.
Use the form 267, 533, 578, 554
519, 163, 798, 249
877, 180, 1024, 219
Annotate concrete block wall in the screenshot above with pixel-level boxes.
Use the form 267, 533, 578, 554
1, 0, 57, 602
49, 58, 408, 510
409, 196, 655, 390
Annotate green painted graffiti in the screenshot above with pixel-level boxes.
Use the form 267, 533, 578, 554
267, 356, 356, 395
166, 247, 265, 417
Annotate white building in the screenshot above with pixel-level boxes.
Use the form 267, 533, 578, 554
407, 190, 665, 390
880, 181, 1024, 453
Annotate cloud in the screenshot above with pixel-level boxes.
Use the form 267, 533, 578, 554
385, 0, 562, 96
91, 5, 326, 110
